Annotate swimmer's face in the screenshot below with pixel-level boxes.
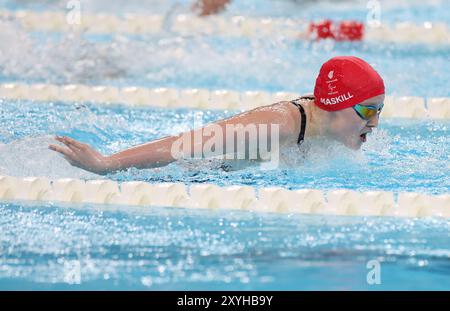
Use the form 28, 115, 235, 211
330, 94, 385, 150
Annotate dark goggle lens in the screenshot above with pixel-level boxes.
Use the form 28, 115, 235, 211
353, 103, 384, 120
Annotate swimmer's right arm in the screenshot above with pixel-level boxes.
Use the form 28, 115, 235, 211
49, 134, 184, 175
49, 103, 299, 175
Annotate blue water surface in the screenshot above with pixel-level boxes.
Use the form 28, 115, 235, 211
1, 201, 449, 290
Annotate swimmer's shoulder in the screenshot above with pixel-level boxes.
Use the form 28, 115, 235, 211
237, 100, 301, 144
265, 95, 314, 110
272, 96, 314, 142
235, 96, 312, 141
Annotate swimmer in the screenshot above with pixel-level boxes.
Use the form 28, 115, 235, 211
192, 0, 231, 16
49, 56, 385, 175
191, 1, 364, 42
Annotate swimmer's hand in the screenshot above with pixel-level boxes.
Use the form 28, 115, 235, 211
48, 136, 113, 175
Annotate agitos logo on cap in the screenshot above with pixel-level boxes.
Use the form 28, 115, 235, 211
314, 56, 385, 111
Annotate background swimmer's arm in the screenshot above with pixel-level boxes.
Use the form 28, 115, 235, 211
48, 103, 297, 175
192, 0, 230, 16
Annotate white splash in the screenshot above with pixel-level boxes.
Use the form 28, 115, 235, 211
0, 135, 97, 179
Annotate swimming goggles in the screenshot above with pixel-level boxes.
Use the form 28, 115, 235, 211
352, 103, 384, 120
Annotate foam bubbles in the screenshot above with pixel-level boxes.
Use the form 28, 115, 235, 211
0, 135, 97, 179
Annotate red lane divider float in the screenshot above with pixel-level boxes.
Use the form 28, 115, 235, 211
309, 19, 364, 41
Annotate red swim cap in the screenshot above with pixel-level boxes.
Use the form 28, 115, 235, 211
314, 56, 385, 111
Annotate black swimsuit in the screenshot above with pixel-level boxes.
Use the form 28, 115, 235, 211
290, 99, 307, 146
221, 98, 308, 171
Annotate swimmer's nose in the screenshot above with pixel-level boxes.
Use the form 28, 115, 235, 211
367, 113, 379, 127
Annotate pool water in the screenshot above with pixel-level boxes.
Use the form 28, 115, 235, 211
0, 0, 449, 290
1, 201, 449, 290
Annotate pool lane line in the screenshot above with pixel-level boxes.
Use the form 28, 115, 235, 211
0, 175, 449, 218
1, 83, 449, 119
0, 9, 449, 44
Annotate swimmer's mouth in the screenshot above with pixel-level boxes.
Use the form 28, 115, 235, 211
360, 130, 371, 142
360, 133, 367, 142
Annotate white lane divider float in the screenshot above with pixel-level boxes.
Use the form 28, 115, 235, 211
1, 10, 449, 45
0, 175, 449, 218
1, 83, 449, 119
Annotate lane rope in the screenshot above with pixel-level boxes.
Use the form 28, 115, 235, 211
1, 175, 448, 218
1, 10, 449, 44
1, 83, 449, 119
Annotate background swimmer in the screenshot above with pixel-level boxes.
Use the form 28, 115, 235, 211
49, 56, 385, 175
192, 0, 231, 16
